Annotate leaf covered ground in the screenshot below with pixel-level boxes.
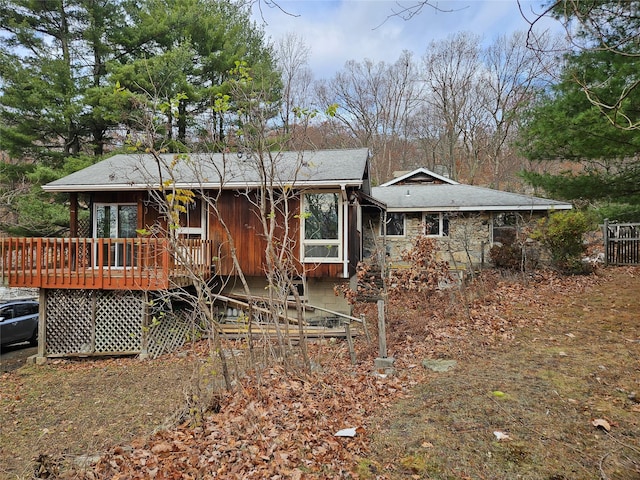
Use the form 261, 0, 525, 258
1, 266, 639, 479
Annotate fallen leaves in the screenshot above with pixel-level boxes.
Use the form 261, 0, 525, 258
77, 361, 412, 479
68, 269, 607, 478
10, 266, 638, 479
591, 418, 612, 432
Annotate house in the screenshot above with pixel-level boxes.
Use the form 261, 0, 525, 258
365, 168, 573, 270
0, 148, 376, 358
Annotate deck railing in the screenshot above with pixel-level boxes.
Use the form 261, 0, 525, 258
0, 237, 214, 290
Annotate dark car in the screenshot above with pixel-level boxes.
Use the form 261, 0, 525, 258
0, 299, 39, 347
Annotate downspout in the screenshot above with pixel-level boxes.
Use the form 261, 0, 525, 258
341, 184, 348, 278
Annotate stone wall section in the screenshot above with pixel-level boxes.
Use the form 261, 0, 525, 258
363, 211, 547, 271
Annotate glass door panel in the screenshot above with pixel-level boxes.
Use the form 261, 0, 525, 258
94, 204, 137, 267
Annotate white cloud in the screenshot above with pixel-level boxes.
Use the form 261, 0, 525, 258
254, 0, 561, 79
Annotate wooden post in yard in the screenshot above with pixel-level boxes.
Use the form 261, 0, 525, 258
374, 298, 394, 374
360, 313, 371, 342
377, 299, 387, 358
345, 321, 356, 365
603, 218, 609, 266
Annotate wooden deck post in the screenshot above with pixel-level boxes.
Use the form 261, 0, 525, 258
37, 289, 47, 361
140, 291, 150, 359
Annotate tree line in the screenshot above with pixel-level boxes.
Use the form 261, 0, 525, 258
1, 0, 639, 235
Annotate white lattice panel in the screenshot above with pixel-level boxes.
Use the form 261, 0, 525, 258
45, 289, 93, 354
147, 311, 192, 359
95, 291, 143, 353
43, 289, 191, 358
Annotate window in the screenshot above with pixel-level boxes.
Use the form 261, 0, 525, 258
382, 213, 405, 236
94, 203, 138, 267
492, 212, 519, 244
0, 307, 14, 320
302, 192, 341, 261
15, 303, 37, 316
95, 204, 137, 239
424, 213, 449, 237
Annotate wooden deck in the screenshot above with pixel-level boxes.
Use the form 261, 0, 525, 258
0, 237, 214, 290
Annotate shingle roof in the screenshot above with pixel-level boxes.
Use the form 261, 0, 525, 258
372, 184, 572, 212
43, 148, 370, 192
379, 167, 459, 186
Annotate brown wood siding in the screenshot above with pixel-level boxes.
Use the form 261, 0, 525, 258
208, 191, 288, 276
80, 189, 354, 280
207, 191, 347, 278
92, 191, 142, 204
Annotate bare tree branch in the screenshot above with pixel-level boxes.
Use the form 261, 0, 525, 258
373, 0, 466, 29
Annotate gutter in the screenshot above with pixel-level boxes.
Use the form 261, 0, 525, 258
384, 204, 573, 213
42, 180, 365, 193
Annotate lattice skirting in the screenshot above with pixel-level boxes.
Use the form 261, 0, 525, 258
44, 289, 190, 358
147, 311, 193, 359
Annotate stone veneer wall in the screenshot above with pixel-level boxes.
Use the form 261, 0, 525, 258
382, 213, 491, 269
364, 211, 551, 271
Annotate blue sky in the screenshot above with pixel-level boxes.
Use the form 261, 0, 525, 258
252, 0, 562, 79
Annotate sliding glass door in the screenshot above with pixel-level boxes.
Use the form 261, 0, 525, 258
94, 204, 137, 267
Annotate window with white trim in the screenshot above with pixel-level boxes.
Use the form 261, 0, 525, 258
382, 213, 405, 236
93, 203, 138, 267
301, 192, 342, 261
424, 213, 449, 237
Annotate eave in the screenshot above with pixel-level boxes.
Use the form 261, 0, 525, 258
385, 204, 573, 213
42, 179, 365, 193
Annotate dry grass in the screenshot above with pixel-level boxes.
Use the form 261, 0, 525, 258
0, 353, 200, 479
367, 268, 640, 479
1, 267, 639, 479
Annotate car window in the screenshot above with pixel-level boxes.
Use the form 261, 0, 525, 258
0, 307, 15, 320
15, 303, 36, 316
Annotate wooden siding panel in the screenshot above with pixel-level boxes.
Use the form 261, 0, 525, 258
206, 190, 355, 279
209, 191, 303, 277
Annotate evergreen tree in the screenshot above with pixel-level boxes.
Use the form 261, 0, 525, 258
519, 0, 640, 221
0, 0, 279, 234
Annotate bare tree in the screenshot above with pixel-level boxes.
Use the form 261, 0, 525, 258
113, 61, 327, 406
315, 51, 424, 183
413, 30, 559, 187
477, 30, 561, 188
419, 32, 481, 181
204, 61, 319, 370
274, 32, 314, 144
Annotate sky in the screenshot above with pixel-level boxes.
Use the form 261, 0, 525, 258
252, 0, 562, 79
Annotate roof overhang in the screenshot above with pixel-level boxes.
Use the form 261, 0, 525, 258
357, 191, 387, 210
385, 204, 573, 213
42, 179, 364, 193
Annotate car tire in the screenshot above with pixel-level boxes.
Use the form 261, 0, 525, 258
28, 328, 38, 346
